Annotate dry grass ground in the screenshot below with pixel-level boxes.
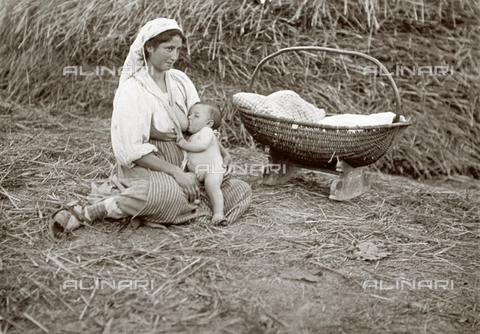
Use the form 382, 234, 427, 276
1, 102, 479, 333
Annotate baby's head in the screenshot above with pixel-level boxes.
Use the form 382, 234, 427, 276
187, 102, 222, 134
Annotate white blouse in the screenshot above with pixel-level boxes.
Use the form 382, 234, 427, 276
111, 69, 200, 168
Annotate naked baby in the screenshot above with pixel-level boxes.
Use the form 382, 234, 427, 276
176, 102, 227, 225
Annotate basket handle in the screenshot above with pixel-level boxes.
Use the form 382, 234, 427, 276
248, 46, 402, 114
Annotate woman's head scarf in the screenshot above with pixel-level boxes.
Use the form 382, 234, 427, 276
119, 18, 183, 86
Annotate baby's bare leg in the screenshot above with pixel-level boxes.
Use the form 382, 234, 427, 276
204, 172, 225, 224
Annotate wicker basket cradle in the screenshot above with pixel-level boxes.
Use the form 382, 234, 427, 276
235, 46, 412, 169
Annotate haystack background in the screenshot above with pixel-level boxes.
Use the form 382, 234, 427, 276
1, 0, 479, 179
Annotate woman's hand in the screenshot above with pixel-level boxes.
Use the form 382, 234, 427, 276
173, 171, 200, 203
222, 153, 233, 176
134, 154, 199, 202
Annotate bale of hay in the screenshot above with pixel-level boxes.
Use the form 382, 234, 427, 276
0, 0, 479, 179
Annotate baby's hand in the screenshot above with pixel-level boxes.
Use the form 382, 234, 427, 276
176, 138, 187, 148
222, 154, 233, 176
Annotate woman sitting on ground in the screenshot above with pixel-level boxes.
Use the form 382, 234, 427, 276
49, 18, 251, 237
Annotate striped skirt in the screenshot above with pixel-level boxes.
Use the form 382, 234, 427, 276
105, 140, 251, 225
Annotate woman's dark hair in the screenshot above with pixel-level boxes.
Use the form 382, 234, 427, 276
144, 29, 186, 59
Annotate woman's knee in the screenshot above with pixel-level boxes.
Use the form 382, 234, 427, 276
114, 179, 150, 216
149, 177, 186, 206
228, 178, 252, 196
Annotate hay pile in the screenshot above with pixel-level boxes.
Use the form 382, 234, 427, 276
1, 0, 479, 178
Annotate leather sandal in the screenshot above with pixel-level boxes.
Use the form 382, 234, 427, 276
48, 202, 89, 240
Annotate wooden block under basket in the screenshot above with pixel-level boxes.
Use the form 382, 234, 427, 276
263, 147, 371, 201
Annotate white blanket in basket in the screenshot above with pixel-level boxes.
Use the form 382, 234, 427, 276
317, 112, 399, 126
233, 90, 402, 126
232, 90, 326, 123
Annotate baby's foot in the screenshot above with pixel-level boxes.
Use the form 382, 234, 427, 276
212, 213, 227, 226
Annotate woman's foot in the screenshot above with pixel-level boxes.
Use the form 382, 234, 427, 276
48, 204, 87, 239
212, 213, 227, 226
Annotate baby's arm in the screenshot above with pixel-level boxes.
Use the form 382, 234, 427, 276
177, 128, 214, 152
218, 141, 231, 162
217, 140, 233, 175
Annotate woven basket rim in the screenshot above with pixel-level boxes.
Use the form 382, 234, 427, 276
235, 105, 412, 131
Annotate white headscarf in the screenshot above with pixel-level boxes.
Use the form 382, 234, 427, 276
119, 18, 183, 86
